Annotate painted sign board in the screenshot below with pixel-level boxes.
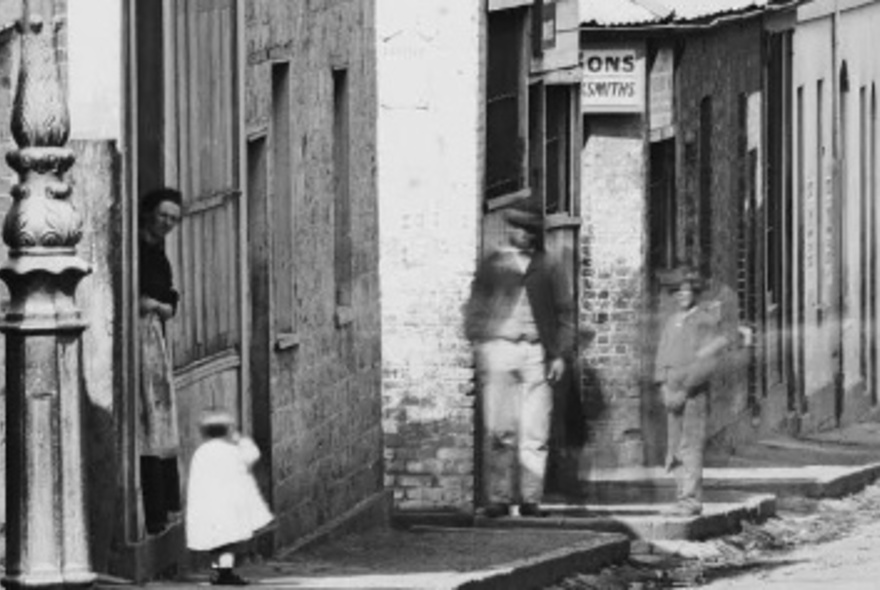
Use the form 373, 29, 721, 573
488, 0, 532, 10
542, 1, 556, 49
649, 46, 674, 135
582, 43, 646, 113
538, 0, 579, 72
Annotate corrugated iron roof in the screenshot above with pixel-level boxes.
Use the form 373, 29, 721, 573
579, 0, 667, 27
667, 0, 770, 20
580, 0, 776, 27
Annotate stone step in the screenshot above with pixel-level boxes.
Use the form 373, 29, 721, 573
711, 436, 880, 467
575, 462, 880, 501
474, 494, 775, 542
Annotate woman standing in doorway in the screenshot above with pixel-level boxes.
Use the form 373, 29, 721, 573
138, 187, 184, 535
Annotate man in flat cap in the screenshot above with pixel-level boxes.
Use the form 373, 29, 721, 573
464, 201, 575, 518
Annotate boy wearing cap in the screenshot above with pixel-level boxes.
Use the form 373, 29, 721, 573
654, 267, 728, 516
464, 201, 575, 518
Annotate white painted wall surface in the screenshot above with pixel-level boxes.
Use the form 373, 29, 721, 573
376, 0, 483, 509
67, 0, 122, 140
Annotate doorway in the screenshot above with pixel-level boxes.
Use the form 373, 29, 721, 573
124, 0, 246, 577
644, 137, 676, 466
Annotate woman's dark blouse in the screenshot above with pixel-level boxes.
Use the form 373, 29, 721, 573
140, 237, 179, 312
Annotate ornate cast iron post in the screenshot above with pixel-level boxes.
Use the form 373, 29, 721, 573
1, 0, 95, 588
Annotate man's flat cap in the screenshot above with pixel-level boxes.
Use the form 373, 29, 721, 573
504, 201, 543, 232
658, 265, 704, 290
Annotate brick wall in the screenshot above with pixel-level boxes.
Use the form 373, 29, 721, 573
376, 0, 483, 511
245, 0, 384, 547
579, 115, 649, 469
675, 22, 763, 447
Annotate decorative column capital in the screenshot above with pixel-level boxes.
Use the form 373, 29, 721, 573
3, 7, 81, 257
11, 13, 70, 149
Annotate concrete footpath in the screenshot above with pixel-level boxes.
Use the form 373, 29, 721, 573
127, 527, 629, 590
109, 428, 880, 589
128, 495, 775, 589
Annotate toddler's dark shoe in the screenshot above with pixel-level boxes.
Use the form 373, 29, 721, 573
210, 569, 249, 586
480, 503, 509, 518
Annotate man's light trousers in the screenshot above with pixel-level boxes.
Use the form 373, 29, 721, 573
478, 339, 552, 504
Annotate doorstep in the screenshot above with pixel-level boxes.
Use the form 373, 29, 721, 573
475, 494, 775, 542
134, 527, 630, 590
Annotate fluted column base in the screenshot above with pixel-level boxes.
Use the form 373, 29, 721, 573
2, 273, 94, 590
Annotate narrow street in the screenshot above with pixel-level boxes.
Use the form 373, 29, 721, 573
545, 481, 880, 589
7, 0, 880, 586
700, 513, 880, 589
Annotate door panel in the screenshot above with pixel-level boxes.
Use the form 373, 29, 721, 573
175, 357, 240, 478
165, 0, 243, 471
127, 0, 243, 557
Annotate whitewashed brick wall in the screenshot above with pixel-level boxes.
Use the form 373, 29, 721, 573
377, 0, 483, 511
579, 116, 648, 470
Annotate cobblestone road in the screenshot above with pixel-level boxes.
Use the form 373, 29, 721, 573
546, 482, 880, 589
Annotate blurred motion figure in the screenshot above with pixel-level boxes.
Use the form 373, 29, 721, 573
654, 266, 730, 516
186, 408, 273, 586
464, 201, 574, 518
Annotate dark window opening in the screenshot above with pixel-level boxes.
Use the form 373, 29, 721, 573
333, 68, 352, 310
545, 85, 572, 215
871, 85, 878, 405
698, 97, 713, 272
272, 62, 293, 333
860, 86, 868, 380
528, 81, 543, 207
796, 85, 807, 413
649, 138, 676, 272
817, 78, 824, 321
486, 9, 526, 199
683, 139, 697, 261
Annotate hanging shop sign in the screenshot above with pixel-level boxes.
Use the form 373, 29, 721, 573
581, 44, 645, 113
649, 46, 674, 139
488, 0, 533, 10
541, 1, 557, 50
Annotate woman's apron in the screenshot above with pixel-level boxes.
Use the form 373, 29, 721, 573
138, 312, 180, 457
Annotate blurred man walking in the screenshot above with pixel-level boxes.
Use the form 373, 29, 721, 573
464, 201, 575, 518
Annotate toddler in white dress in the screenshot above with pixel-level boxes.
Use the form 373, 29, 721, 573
186, 408, 273, 586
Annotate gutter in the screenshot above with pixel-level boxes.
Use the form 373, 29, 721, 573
577, 0, 802, 34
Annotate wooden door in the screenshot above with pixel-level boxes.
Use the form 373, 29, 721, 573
126, 0, 245, 569
164, 0, 246, 472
